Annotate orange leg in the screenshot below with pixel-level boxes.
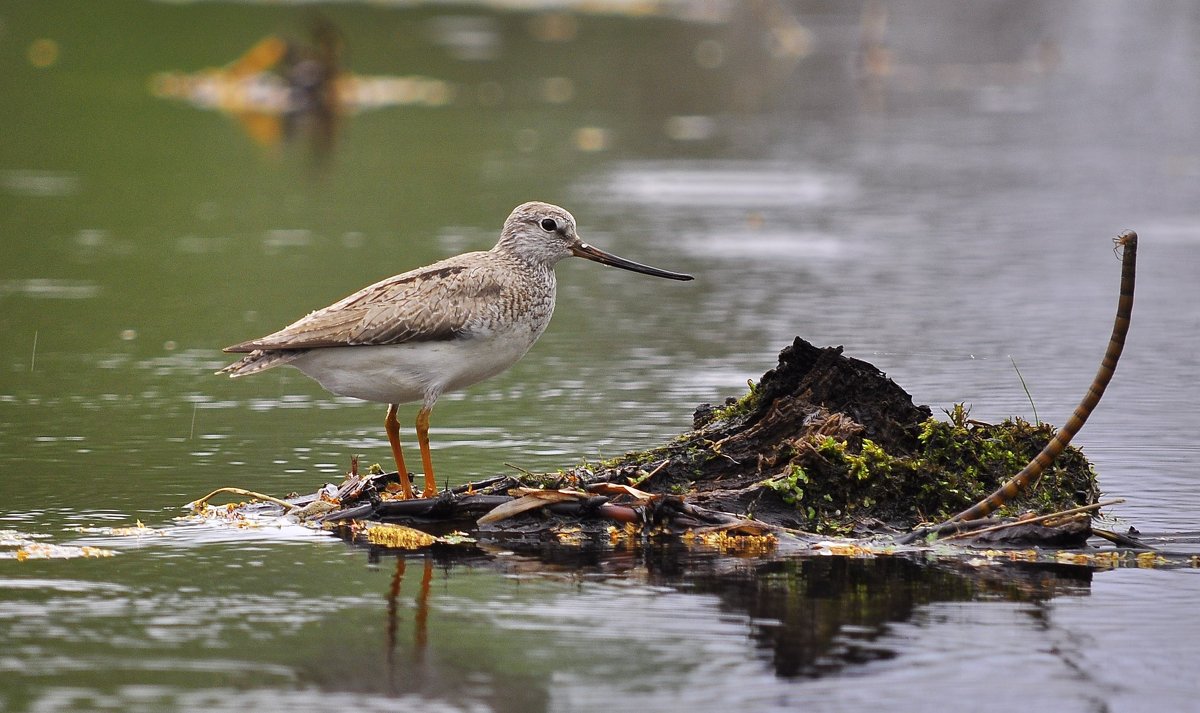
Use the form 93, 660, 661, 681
415, 406, 437, 498
385, 404, 414, 499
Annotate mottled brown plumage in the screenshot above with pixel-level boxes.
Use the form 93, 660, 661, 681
219, 201, 692, 499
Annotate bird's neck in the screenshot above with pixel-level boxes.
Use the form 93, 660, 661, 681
490, 239, 566, 271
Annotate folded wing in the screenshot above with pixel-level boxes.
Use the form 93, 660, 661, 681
223, 262, 483, 353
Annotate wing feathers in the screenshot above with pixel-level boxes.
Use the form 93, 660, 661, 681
222, 256, 495, 353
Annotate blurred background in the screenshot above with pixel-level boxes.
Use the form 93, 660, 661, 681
2, 2, 1200, 712
2, 0, 1197, 522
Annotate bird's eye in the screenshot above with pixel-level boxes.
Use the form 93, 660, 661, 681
540, 218, 558, 232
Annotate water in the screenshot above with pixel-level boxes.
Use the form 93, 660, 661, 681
2, 1, 1199, 711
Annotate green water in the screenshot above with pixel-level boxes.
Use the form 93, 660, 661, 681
3, 2, 1200, 711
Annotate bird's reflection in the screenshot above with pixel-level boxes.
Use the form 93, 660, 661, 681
384, 553, 433, 694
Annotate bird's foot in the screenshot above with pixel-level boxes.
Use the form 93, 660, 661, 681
385, 471, 416, 499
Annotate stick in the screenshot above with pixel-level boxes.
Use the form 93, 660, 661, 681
940, 498, 1123, 541
449, 474, 511, 495
1091, 527, 1155, 550
186, 487, 298, 512
898, 231, 1137, 545
950, 231, 1136, 523
630, 459, 670, 487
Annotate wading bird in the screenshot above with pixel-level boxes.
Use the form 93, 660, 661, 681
219, 202, 693, 498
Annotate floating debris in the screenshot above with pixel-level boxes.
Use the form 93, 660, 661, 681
68, 520, 165, 538
0, 530, 116, 561
149, 27, 454, 154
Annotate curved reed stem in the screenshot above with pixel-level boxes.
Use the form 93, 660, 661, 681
899, 230, 1137, 544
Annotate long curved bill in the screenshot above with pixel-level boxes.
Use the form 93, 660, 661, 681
571, 241, 694, 281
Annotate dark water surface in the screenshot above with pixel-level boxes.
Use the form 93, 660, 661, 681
2, 2, 1199, 711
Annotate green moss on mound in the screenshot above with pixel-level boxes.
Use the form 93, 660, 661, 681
582, 339, 1100, 535
761, 406, 1098, 534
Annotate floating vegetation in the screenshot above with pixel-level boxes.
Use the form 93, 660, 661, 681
363, 523, 437, 549
0, 529, 115, 561
682, 528, 778, 557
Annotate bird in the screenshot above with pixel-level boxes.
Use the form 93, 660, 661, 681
218, 201, 693, 499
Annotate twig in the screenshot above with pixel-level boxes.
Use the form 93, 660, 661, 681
478, 490, 587, 525
1091, 527, 1155, 550
630, 459, 670, 487
449, 474, 511, 495
940, 498, 1124, 541
186, 487, 299, 512
503, 462, 537, 478
899, 230, 1137, 545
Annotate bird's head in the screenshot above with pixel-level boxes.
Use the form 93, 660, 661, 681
496, 201, 693, 281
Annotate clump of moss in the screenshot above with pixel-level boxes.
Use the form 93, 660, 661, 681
762, 405, 1099, 534
694, 379, 762, 428
560, 340, 1102, 535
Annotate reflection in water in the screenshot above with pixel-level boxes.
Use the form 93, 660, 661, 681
344, 543, 1094, 707
0, 169, 81, 198
0, 278, 102, 300
386, 555, 433, 693
701, 555, 1091, 678
597, 161, 856, 209
149, 18, 453, 163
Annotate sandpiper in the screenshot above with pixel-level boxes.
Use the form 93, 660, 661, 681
219, 201, 692, 498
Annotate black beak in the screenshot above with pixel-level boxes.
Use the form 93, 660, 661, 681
570, 241, 694, 281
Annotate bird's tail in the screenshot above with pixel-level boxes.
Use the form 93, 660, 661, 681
216, 349, 306, 378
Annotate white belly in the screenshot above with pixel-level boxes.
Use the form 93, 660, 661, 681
289, 330, 538, 406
